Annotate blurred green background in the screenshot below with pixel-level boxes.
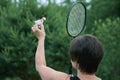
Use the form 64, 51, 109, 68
0, 0, 120, 80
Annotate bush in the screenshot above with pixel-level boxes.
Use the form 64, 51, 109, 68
93, 18, 120, 80
0, 0, 70, 80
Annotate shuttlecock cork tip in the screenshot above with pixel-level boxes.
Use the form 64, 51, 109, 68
42, 17, 46, 21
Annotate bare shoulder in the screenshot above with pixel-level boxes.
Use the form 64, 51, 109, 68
37, 65, 70, 80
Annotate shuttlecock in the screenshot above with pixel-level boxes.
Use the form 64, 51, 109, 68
35, 17, 46, 24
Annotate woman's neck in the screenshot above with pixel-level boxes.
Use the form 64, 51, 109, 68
77, 70, 101, 80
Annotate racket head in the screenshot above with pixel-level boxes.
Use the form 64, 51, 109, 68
66, 2, 86, 37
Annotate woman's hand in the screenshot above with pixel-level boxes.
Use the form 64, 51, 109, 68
32, 23, 45, 40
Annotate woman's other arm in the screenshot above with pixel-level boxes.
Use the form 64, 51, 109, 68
32, 24, 69, 80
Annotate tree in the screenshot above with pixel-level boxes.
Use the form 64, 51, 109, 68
93, 18, 120, 80
86, 0, 120, 33
0, 0, 70, 80
0, 0, 42, 80
0, 0, 120, 80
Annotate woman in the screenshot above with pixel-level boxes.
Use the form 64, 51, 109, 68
32, 23, 104, 80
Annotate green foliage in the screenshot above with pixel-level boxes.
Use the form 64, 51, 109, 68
45, 3, 71, 72
0, 1, 39, 80
86, 0, 120, 33
93, 18, 120, 80
0, 0, 70, 80
0, 0, 120, 80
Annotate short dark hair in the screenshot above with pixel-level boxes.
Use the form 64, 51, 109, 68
70, 34, 104, 74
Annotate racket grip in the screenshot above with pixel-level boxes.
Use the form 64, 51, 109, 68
35, 17, 46, 24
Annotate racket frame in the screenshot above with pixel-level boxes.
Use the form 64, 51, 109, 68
66, 2, 87, 38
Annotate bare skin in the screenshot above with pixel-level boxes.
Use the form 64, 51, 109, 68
32, 23, 101, 80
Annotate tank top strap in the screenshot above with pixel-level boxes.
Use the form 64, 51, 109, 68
70, 76, 80, 80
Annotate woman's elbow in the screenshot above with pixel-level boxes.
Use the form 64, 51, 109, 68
35, 63, 46, 72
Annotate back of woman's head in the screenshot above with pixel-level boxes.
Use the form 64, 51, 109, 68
70, 34, 104, 74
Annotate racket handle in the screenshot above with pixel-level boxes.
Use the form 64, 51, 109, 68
35, 17, 46, 24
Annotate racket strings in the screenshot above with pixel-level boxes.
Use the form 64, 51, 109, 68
69, 6, 79, 35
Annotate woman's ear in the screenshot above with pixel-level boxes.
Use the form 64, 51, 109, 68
71, 60, 79, 69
